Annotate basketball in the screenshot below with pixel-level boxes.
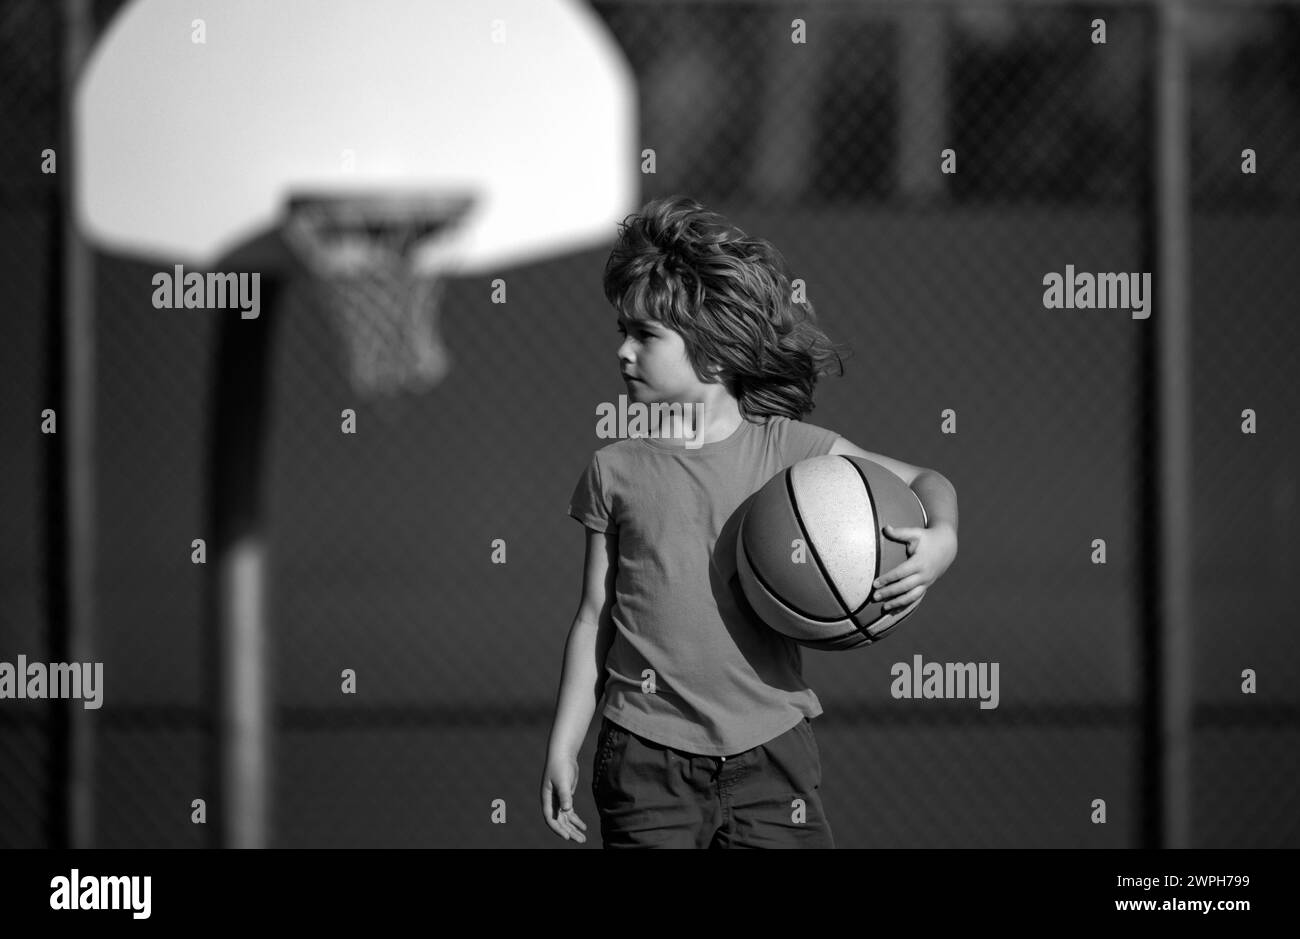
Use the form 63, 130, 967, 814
736, 454, 929, 650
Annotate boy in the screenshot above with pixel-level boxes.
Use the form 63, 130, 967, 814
541, 197, 958, 847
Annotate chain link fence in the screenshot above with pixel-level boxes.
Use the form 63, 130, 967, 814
1, 0, 1296, 848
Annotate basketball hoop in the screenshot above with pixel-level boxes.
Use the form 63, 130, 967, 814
282, 193, 476, 399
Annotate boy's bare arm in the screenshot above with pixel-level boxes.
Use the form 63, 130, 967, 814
546, 527, 618, 761
909, 470, 958, 535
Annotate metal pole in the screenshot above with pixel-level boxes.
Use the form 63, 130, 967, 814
1153, 0, 1193, 849
206, 280, 280, 848
897, 7, 948, 201
57, 0, 96, 850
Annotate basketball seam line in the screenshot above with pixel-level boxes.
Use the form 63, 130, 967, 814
843, 457, 885, 619
784, 467, 856, 622
740, 530, 882, 646
785, 463, 880, 646
741, 534, 843, 624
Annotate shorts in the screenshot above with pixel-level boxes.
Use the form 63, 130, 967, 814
590, 715, 835, 849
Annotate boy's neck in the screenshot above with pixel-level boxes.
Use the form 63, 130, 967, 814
647, 396, 745, 447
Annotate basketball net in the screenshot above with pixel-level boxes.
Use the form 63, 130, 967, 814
282, 195, 473, 402
319, 262, 450, 399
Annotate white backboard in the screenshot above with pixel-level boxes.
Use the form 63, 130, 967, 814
76, 0, 637, 274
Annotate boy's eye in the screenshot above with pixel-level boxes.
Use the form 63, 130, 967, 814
617, 324, 654, 341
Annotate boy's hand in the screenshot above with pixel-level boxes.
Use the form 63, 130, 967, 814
541, 753, 589, 844
871, 522, 957, 610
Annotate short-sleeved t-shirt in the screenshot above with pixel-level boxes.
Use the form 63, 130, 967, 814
567, 414, 842, 756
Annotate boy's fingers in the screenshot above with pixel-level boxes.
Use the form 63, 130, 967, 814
873, 564, 914, 590
889, 587, 923, 609
545, 815, 568, 839
550, 805, 587, 842
560, 815, 584, 842
877, 572, 923, 602
542, 784, 577, 839
545, 793, 565, 821
883, 525, 922, 547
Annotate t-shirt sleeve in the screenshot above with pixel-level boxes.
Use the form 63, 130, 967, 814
567, 452, 614, 532
786, 418, 841, 461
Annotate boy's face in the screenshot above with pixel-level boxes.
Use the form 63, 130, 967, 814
616, 314, 709, 403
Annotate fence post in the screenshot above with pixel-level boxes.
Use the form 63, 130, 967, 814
1150, 0, 1193, 850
